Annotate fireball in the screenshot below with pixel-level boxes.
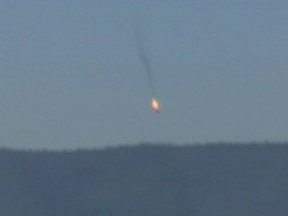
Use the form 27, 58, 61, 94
151, 98, 160, 113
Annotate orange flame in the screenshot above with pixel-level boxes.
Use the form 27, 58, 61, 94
151, 98, 160, 113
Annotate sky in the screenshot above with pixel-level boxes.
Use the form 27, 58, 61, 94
0, 0, 288, 149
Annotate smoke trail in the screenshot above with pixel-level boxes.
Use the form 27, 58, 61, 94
132, 12, 155, 96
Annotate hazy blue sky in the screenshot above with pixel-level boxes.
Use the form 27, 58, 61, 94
0, 0, 288, 149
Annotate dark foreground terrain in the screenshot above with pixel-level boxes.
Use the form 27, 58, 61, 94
0, 143, 288, 216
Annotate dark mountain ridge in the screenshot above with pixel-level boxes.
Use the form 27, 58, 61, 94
0, 143, 288, 216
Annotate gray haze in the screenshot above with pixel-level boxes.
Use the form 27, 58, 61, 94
0, 0, 288, 149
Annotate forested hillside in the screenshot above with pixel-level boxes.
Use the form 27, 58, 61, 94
0, 143, 288, 216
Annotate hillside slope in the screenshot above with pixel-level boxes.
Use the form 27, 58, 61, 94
0, 143, 288, 216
